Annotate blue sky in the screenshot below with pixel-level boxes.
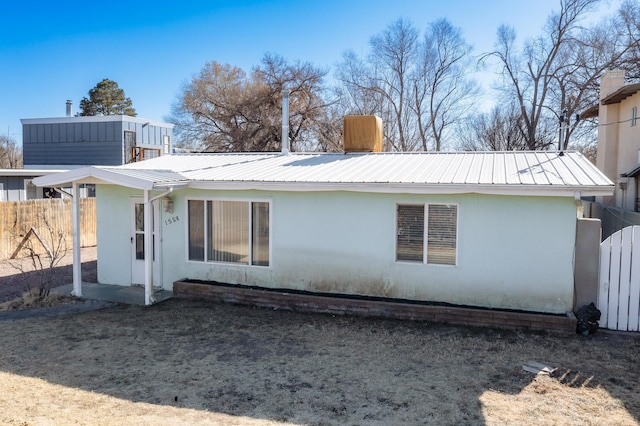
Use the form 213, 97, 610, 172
0, 0, 620, 144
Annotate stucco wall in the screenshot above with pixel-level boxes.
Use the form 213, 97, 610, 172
97, 186, 578, 313
616, 94, 640, 210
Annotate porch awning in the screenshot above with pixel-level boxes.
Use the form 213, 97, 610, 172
33, 166, 188, 190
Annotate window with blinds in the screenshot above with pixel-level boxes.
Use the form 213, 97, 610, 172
396, 205, 425, 262
396, 203, 457, 265
427, 204, 457, 265
187, 199, 270, 266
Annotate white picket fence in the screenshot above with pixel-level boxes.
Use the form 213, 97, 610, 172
598, 225, 640, 331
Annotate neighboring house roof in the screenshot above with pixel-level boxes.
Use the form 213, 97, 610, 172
33, 151, 614, 197
580, 82, 640, 119
0, 169, 67, 177
20, 115, 174, 128
601, 83, 640, 105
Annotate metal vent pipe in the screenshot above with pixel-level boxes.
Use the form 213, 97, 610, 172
281, 89, 290, 154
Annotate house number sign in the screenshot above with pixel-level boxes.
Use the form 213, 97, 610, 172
164, 216, 180, 226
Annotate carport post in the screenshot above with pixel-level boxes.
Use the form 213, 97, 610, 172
71, 182, 82, 297
143, 189, 152, 305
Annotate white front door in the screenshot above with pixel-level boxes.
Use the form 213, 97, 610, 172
130, 198, 159, 285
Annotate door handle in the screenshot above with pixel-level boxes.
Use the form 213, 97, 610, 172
131, 237, 133, 244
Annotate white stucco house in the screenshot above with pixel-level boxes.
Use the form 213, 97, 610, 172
34, 148, 613, 314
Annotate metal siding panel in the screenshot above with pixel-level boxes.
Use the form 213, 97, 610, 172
90, 122, 98, 142
37, 124, 45, 142
98, 122, 106, 142
82, 123, 91, 142
22, 124, 29, 144
23, 141, 123, 166
74, 123, 82, 142
7, 176, 24, 190
106, 122, 115, 141
51, 123, 60, 142
44, 124, 52, 142
59, 122, 66, 142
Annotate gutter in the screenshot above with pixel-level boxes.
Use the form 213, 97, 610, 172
187, 180, 615, 197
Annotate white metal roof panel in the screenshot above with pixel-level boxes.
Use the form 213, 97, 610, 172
33, 151, 614, 196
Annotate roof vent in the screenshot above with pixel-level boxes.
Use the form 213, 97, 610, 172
66, 100, 73, 117
343, 115, 383, 152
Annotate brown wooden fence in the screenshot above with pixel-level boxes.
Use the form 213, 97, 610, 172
0, 198, 96, 261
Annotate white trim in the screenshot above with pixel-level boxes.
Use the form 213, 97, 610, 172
21, 115, 174, 128
188, 181, 613, 197
185, 196, 272, 267
395, 202, 459, 266
0, 169, 68, 175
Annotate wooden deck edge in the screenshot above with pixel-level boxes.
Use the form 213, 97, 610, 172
173, 280, 577, 334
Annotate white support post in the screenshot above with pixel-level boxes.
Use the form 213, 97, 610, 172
71, 182, 82, 297
143, 189, 153, 305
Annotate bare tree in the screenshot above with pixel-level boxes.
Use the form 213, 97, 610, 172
457, 103, 529, 151
0, 132, 22, 168
336, 18, 477, 151
412, 19, 479, 151
483, 0, 640, 151
169, 54, 336, 152
9, 211, 67, 301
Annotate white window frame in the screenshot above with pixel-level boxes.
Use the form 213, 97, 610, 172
24, 179, 37, 200
186, 197, 271, 267
396, 203, 458, 266
163, 135, 171, 154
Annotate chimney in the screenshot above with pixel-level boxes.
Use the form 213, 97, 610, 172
66, 100, 73, 117
281, 88, 290, 154
600, 70, 626, 100
343, 115, 383, 152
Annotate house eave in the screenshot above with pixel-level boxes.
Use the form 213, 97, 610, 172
601, 83, 640, 105
187, 180, 614, 197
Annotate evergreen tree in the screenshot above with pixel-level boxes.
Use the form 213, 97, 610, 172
79, 78, 136, 116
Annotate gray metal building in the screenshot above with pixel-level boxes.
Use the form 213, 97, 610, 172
21, 115, 174, 169
0, 169, 67, 201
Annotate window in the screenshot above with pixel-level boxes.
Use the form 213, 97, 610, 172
124, 130, 136, 163
163, 135, 171, 154
632, 106, 637, 127
24, 179, 37, 200
188, 199, 270, 266
396, 204, 457, 265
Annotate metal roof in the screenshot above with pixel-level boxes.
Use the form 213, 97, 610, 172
34, 151, 614, 197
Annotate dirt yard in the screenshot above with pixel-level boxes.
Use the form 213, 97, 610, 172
0, 246, 97, 303
0, 294, 638, 425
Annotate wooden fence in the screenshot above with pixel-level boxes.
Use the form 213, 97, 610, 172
598, 225, 640, 331
0, 198, 96, 261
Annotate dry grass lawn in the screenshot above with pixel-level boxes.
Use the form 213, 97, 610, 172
0, 298, 638, 425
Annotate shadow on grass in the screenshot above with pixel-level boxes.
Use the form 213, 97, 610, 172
0, 299, 638, 425
0, 260, 97, 303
